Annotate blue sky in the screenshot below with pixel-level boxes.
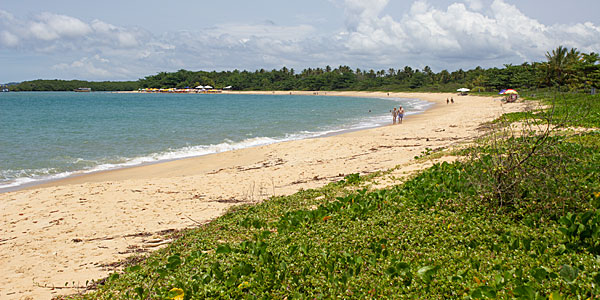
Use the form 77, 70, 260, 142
1, 0, 599, 82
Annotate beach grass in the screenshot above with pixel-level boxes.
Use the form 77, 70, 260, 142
58, 92, 600, 299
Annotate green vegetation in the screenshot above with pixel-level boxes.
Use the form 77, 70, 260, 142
136, 47, 598, 93
10, 46, 600, 92
9, 79, 139, 92
60, 92, 600, 299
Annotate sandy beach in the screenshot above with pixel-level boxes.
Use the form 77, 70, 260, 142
0, 91, 529, 299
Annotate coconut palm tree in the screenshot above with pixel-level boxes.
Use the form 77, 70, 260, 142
580, 52, 600, 89
543, 45, 569, 88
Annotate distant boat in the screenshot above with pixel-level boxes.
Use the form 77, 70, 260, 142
1, 88, 8, 92
74, 87, 92, 92
1, 84, 8, 92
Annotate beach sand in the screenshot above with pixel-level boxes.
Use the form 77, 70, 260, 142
0, 92, 529, 299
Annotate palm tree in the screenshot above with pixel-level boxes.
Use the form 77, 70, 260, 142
543, 45, 575, 88
580, 52, 600, 89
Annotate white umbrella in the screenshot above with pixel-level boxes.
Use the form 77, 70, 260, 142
457, 88, 470, 92
195, 85, 204, 89
204, 85, 213, 89
223, 86, 232, 89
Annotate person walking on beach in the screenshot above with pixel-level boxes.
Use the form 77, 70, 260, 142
397, 106, 405, 124
451, 97, 454, 104
446, 98, 449, 104
392, 107, 398, 124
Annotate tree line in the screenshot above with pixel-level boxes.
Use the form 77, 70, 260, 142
9, 46, 600, 92
10, 79, 139, 92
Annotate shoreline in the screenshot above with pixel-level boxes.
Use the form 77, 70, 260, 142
0, 91, 432, 194
0, 91, 529, 299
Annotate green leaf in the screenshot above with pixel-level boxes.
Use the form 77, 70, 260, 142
481, 286, 497, 298
559, 264, 578, 284
385, 266, 397, 277
238, 262, 254, 276
522, 238, 532, 251
470, 288, 483, 299
494, 273, 505, 287
531, 267, 548, 282
396, 262, 410, 270
216, 244, 232, 254
558, 215, 572, 227
134, 287, 144, 300
128, 265, 141, 272
513, 285, 535, 300
549, 292, 563, 300
167, 254, 182, 270
417, 265, 438, 283
288, 245, 298, 256
510, 238, 520, 250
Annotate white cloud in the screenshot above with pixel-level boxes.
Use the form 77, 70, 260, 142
53, 56, 116, 78
206, 22, 316, 42
93, 54, 109, 63
343, 0, 389, 30
90, 20, 117, 33
90, 20, 141, 48
0, 10, 16, 24
0, 30, 19, 47
29, 13, 91, 40
339, 0, 600, 68
465, 0, 484, 11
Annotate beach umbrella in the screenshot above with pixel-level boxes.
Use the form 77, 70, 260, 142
205, 85, 213, 89
499, 89, 507, 94
457, 88, 470, 92
502, 89, 518, 94
223, 86, 232, 89
195, 85, 204, 89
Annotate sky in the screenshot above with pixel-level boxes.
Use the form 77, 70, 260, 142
1, 0, 599, 82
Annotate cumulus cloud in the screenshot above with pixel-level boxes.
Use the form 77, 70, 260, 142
53, 56, 115, 78
465, 0, 484, 11
29, 13, 91, 40
340, 0, 600, 69
0, 11, 144, 51
90, 20, 141, 48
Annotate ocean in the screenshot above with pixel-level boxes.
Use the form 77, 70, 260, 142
0, 92, 432, 191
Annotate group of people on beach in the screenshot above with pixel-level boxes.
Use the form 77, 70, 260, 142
391, 106, 405, 124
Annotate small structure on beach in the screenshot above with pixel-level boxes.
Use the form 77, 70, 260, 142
74, 87, 91, 92
457, 88, 470, 95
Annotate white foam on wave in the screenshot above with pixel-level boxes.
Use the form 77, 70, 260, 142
0, 168, 78, 190
386, 97, 434, 114
0, 137, 285, 191
1, 97, 432, 192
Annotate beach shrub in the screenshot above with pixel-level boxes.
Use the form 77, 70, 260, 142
462, 92, 600, 219
463, 134, 599, 218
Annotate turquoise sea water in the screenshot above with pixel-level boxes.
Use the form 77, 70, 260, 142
0, 92, 432, 191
